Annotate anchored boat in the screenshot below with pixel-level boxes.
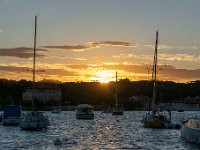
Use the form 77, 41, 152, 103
112, 71, 123, 116
76, 104, 94, 119
19, 16, 49, 130
51, 107, 62, 114
2, 105, 21, 126
142, 31, 173, 129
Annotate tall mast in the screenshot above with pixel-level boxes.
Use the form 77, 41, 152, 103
152, 31, 158, 115
115, 71, 118, 107
32, 16, 37, 111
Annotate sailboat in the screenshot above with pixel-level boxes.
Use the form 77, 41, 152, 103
142, 31, 172, 128
112, 71, 123, 115
19, 16, 49, 130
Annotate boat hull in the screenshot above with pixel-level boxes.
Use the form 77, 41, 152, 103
142, 114, 172, 129
20, 120, 38, 130
76, 113, 94, 119
20, 119, 49, 131
19, 112, 49, 130
51, 109, 61, 114
2, 117, 20, 126
181, 120, 200, 143
112, 111, 123, 115
143, 119, 164, 128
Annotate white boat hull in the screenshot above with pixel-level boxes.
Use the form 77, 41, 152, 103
20, 120, 38, 129
181, 119, 200, 143
2, 117, 20, 126
19, 112, 49, 130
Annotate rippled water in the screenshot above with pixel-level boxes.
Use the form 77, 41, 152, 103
1, 111, 200, 149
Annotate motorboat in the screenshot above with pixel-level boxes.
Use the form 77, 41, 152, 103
76, 104, 94, 119
51, 107, 61, 114
2, 105, 21, 126
181, 119, 200, 143
112, 107, 123, 115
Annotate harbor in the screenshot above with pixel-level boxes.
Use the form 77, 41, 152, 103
0, 111, 199, 150
1, 0, 200, 149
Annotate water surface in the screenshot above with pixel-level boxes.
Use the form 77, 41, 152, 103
0, 111, 200, 149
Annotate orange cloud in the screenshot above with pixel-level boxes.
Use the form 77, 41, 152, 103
192, 40, 200, 43
0, 63, 200, 83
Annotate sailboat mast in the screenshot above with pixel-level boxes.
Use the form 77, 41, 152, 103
152, 31, 158, 115
32, 15, 37, 111
115, 71, 118, 107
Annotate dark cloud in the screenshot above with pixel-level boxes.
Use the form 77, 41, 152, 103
0, 47, 47, 58
0, 65, 76, 77
43, 45, 93, 51
98, 41, 133, 47
42, 41, 135, 51
0, 65, 31, 73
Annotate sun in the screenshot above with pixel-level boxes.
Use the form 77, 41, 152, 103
90, 70, 115, 83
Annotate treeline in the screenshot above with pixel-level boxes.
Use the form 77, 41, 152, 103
1, 78, 200, 110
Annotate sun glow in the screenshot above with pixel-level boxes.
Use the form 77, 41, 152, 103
90, 70, 115, 83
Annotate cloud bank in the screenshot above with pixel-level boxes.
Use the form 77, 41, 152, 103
0, 63, 200, 82
42, 40, 135, 51
0, 47, 47, 58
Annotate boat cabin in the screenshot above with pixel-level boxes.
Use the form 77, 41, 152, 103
186, 119, 200, 128
2, 105, 22, 125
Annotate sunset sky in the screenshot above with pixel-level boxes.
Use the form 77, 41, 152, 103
0, 0, 200, 83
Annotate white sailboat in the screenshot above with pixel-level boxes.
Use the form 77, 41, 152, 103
142, 31, 172, 128
112, 71, 123, 115
19, 16, 49, 130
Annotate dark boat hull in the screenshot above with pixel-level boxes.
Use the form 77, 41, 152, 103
112, 111, 123, 115
76, 113, 94, 119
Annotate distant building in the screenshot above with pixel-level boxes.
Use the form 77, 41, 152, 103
22, 88, 62, 102
158, 102, 200, 111
184, 96, 200, 104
